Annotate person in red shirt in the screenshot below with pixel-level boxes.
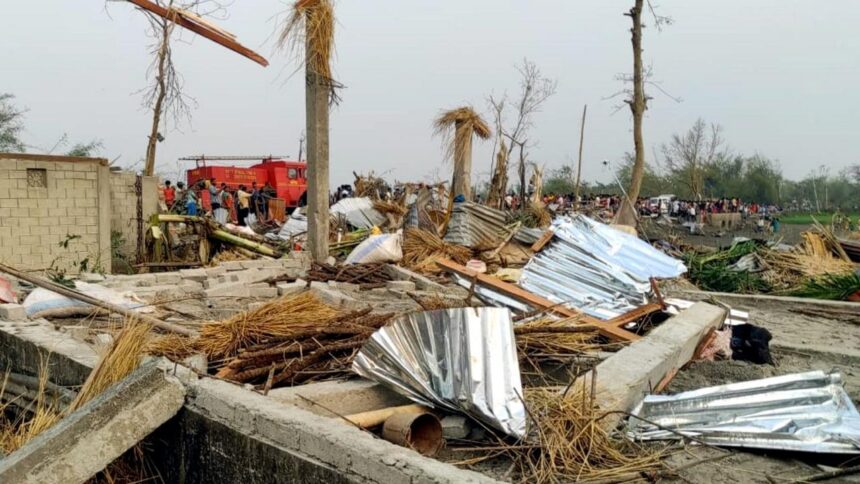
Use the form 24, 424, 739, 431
163, 180, 176, 209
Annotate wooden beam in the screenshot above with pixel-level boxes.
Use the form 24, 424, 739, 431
435, 259, 639, 342
529, 228, 555, 253
125, 0, 269, 67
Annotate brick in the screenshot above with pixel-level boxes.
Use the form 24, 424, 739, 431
0, 304, 27, 320
0, 199, 17, 208
328, 281, 359, 292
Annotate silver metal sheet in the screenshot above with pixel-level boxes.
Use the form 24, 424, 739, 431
628, 371, 860, 454
443, 202, 511, 248
330, 197, 386, 229
519, 215, 686, 320
268, 208, 307, 241
352, 307, 527, 438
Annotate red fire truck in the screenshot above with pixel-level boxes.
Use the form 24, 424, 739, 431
183, 156, 308, 210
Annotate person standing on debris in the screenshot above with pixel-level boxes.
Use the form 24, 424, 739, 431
163, 180, 176, 211
213, 183, 229, 224
209, 178, 220, 215
237, 185, 251, 226
185, 183, 199, 216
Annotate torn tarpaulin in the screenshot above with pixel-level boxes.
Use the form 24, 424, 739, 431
519, 215, 686, 320
627, 371, 860, 454
330, 197, 386, 229
352, 307, 526, 439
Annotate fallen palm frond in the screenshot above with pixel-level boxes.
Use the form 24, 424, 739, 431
789, 272, 860, 301
458, 377, 664, 483
510, 203, 552, 229
685, 241, 770, 293
402, 228, 472, 274
199, 292, 339, 360
433, 107, 492, 164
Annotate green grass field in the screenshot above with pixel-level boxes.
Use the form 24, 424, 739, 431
779, 212, 860, 225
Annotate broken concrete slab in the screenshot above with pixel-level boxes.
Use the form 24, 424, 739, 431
187, 378, 498, 483
0, 319, 97, 386
586, 301, 726, 428
268, 379, 412, 417
277, 279, 307, 297
205, 283, 250, 299
441, 415, 472, 439
0, 303, 27, 320
0, 360, 186, 484
383, 264, 445, 291
178, 268, 208, 282
386, 280, 416, 292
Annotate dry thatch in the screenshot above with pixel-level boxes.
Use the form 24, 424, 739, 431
199, 292, 340, 360
515, 317, 607, 361
0, 363, 62, 454
279, 0, 338, 100
402, 228, 473, 274
501, 382, 664, 483
146, 333, 200, 361
433, 106, 492, 163
763, 231, 856, 289
373, 199, 408, 227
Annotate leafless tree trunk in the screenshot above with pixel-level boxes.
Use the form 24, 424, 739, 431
451, 120, 474, 200
144, 14, 174, 176
575, 104, 587, 208
625, 0, 646, 205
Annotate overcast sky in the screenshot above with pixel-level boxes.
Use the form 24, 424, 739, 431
3, 1, 858, 186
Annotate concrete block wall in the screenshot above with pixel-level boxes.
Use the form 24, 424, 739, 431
109, 171, 158, 260
0, 154, 111, 273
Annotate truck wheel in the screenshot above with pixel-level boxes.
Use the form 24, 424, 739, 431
298, 191, 308, 207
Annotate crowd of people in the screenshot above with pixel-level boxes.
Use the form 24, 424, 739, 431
160, 178, 277, 226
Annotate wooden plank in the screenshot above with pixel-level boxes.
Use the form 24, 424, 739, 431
125, 0, 269, 67
529, 228, 555, 253
603, 303, 663, 327
435, 259, 639, 342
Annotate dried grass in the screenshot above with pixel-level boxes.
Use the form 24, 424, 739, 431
0, 362, 62, 454
279, 0, 336, 91
434, 106, 491, 164
69, 321, 151, 413
199, 292, 339, 360
146, 333, 199, 361
504, 382, 664, 483
402, 228, 472, 273
515, 317, 607, 360
763, 232, 856, 289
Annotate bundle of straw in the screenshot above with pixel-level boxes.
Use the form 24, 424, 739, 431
0, 363, 62, 454
373, 199, 408, 227
402, 228, 472, 273
501, 383, 664, 483
514, 317, 607, 362
199, 292, 339, 360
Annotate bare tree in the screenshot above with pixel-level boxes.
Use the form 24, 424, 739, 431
0, 93, 26, 152
488, 59, 557, 206
662, 118, 728, 199
613, 1, 673, 223
137, 0, 229, 175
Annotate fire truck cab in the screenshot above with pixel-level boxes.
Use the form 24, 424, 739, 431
184, 156, 308, 209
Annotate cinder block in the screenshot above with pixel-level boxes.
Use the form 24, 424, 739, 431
178, 268, 208, 282
239, 260, 271, 270
0, 304, 27, 320
386, 280, 416, 292
154, 272, 182, 285
204, 266, 227, 278
441, 416, 472, 440
204, 283, 250, 299
219, 261, 245, 271
328, 281, 359, 292
249, 286, 278, 298
277, 279, 307, 297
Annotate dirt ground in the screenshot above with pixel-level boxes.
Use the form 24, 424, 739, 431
640, 218, 838, 249
659, 294, 860, 483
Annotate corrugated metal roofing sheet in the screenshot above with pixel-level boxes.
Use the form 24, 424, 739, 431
443, 202, 511, 248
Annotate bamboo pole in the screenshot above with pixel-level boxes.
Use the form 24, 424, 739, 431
574, 104, 587, 210
0, 263, 196, 337
210, 229, 278, 257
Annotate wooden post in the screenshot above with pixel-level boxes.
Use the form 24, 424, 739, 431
575, 104, 587, 209
305, 49, 330, 262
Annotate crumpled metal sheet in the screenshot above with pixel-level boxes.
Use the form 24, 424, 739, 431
513, 226, 544, 246
628, 371, 860, 454
352, 307, 527, 438
330, 197, 386, 229
267, 208, 307, 241
519, 215, 687, 320
443, 202, 511, 248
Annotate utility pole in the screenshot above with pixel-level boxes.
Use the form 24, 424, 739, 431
574, 104, 587, 209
